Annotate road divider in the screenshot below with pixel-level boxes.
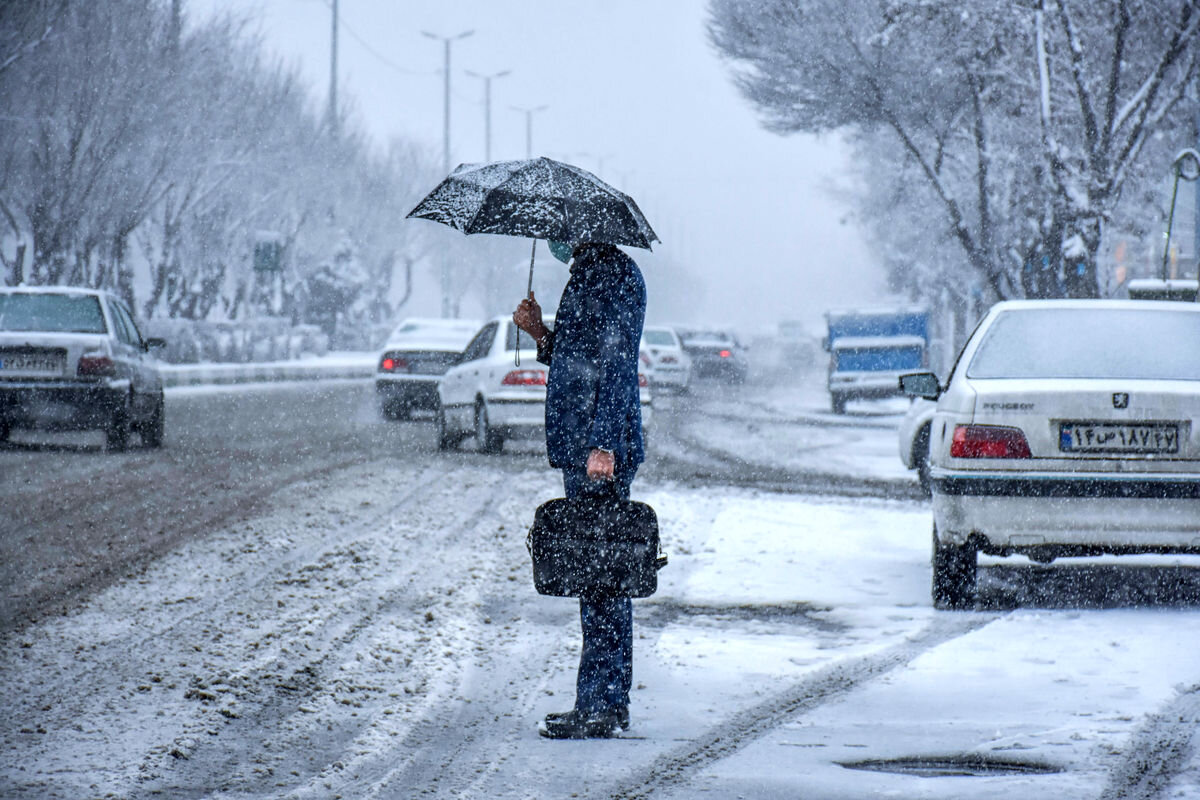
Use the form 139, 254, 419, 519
159, 354, 376, 388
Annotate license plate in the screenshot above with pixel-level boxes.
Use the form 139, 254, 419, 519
1059, 422, 1180, 454
0, 353, 64, 375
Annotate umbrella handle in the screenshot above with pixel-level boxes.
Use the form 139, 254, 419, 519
516, 239, 537, 367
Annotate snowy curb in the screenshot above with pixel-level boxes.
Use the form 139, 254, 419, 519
159, 355, 376, 388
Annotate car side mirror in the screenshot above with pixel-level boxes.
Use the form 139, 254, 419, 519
144, 337, 167, 350
899, 371, 941, 400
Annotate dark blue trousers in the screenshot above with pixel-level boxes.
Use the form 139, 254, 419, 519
561, 464, 636, 714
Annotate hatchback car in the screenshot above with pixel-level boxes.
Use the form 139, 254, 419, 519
375, 318, 480, 419
437, 316, 652, 453
0, 286, 166, 451
901, 299, 1200, 609
641, 325, 692, 391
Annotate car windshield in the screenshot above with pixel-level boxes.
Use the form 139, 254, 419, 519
644, 330, 677, 346
0, 293, 107, 334
967, 307, 1200, 380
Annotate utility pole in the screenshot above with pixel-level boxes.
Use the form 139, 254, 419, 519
422, 29, 474, 317
328, 0, 339, 137
465, 69, 511, 162
511, 105, 549, 159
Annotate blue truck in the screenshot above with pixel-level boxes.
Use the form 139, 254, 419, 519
823, 307, 929, 414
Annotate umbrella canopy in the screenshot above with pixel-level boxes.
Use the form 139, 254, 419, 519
406, 157, 658, 249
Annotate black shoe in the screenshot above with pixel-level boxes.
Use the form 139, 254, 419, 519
545, 706, 629, 730
538, 708, 624, 739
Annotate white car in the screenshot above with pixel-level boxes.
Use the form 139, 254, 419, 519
0, 286, 166, 451
898, 397, 937, 494
641, 325, 692, 391
901, 299, 1200, 609
437, 316, 652, 453
375, 317, 480, 419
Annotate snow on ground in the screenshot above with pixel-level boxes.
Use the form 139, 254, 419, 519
669, 378, 916, 481
2, 457, 1198, 798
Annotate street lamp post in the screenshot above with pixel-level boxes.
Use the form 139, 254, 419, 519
422, 29, 474, 317
511, 104, 549, 159
465, 69, 511, 162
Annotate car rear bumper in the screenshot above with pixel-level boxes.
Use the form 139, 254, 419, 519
0, 380, 127, 431
650, 367, 689, 388
376, 376, 440, 410
932, 469, 1200, 553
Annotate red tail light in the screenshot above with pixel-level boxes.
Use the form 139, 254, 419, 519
640, 352, 652, 367
951, 425, 1032, 459
501, 369, 546, 386
77, 353, 115, 377
719, 349, 732, 358
638, 373, 649, 388
380, 355, 408, 372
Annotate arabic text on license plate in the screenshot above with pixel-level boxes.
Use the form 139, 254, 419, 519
1059, 422, 1180, 454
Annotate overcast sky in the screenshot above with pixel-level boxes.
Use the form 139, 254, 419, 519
190, 0, 885, 334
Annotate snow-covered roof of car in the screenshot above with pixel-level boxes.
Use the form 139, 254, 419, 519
385, 318, 481, 349
832, 335, 926, 350
988, 298, 1200, 312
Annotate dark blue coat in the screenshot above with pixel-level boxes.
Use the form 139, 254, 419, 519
536, 243, 646, 470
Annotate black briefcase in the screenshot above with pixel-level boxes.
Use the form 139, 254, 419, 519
527, 494, 665, 598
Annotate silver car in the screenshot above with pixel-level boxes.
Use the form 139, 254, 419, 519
901, 299, 1200, 609
0, 287, 166, 451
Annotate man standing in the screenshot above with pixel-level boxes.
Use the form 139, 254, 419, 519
513, 240, 646, 739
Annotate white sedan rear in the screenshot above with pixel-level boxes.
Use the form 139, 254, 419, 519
901, 299, 1200, 609
437, 316, 652, 454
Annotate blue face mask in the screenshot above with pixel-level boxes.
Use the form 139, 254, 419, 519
548, 240, 574, 264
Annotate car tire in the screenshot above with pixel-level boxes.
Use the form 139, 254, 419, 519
140, 392, 165, 448
931, 526, 976, 610
831, 394, 847, 415
914, 423, 932, 496
106, 393, 133, 452
475, 400, 503, 454
436, 403, 456, 451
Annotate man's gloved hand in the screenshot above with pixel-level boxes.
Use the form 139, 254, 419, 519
586, 448, 615, 481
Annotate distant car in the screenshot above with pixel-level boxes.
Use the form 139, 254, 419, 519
902, 299, 1200, 609
641, 325, 691, 391
898, 397, 937, 495
0, 286, 166, 451
375, 318, 480, 420
437, 316, 652, 453
676, 327, 748, 383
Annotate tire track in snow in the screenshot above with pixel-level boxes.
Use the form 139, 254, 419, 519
1098, 683, 1200, 800
139, 466, 514, 798
598, 612, 999, 800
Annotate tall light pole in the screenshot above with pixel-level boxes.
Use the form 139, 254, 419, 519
422, 29, 474, 317
511, 104, 549, 159
328, 0, 339, 136
465, 69, 511, 162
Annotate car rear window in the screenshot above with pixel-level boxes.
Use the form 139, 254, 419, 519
644, 330, 677, 346
967, 308, 1200, 380
0, 293, 107, 334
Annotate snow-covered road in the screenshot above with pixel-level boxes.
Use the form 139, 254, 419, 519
2, 378, 1198, 798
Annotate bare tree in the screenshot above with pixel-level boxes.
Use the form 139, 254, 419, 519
709, 0, 1200, 301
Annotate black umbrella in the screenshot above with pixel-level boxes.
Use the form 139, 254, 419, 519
407, 157, 659, 296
